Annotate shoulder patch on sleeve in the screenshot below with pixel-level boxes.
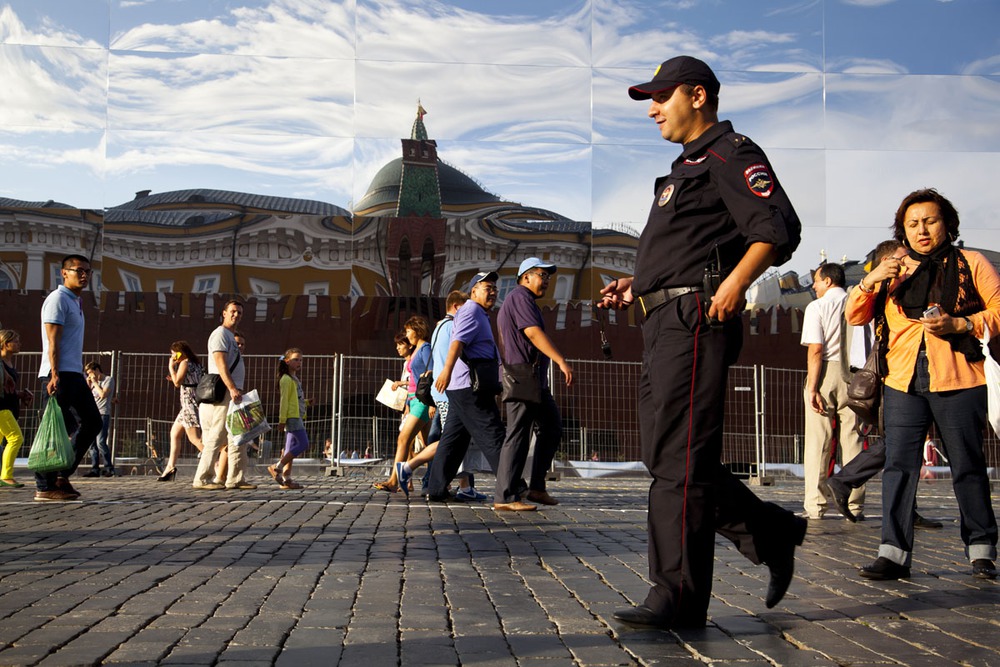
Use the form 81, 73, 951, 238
744, 163, 774, 198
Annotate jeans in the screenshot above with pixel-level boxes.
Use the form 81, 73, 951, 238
90, 414, 113, 471
879, 353, 997, 566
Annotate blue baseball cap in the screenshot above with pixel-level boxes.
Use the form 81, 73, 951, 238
466, 271, 499, 293
517, 257, 557, 278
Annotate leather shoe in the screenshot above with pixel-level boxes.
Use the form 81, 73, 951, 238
493, 501, 537, 512
913, 513, 943, 529
822, 478, 856, 522
972, 559, 998, 579
859, 557, 910, 580
525, 490, 559, 506
613, 605, 671, 628
764, 514, 808, 608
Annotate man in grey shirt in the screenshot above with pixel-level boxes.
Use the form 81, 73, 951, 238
192, 299, 254, 490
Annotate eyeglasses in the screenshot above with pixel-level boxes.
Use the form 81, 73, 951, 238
64, 267, 91, 276
531, 271, 551, 280
476, 284, 499, 294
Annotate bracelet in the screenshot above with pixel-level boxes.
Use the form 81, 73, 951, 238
857, 281, 873, 294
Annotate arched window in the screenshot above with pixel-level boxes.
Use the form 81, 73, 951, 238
420, 236, 435, 295
0, 269, 13, 290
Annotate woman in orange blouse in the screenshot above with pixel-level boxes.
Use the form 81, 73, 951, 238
846, 188, 1000, 581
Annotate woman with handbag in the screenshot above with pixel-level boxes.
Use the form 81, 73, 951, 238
847, 188, 1000, 581
373, 318, 433, 496
162, 341, 206, 481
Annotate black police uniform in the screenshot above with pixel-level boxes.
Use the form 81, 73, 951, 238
632, 120, 802, 625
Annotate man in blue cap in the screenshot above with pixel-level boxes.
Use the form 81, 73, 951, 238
427, 271, 537, 511
600, 55, 805, 628
497, 257, 573, 506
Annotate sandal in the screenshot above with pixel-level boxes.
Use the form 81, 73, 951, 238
281, 480, 304, 490
372, 481, 397, 493
0, 479, 24, 489
267, 465, 284, 486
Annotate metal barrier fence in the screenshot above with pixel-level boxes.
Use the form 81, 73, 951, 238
4, 352, 999, 479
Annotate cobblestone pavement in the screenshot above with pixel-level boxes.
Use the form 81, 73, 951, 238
0, 470, 997, 666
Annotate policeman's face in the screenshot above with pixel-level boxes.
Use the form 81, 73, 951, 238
648, 86, 701, 144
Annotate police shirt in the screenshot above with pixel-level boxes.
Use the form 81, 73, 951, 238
632, 120, 801, 297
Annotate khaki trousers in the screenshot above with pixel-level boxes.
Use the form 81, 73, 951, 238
803, 362, 865, 517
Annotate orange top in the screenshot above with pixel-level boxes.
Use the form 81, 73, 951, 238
845, 249, 1000, 393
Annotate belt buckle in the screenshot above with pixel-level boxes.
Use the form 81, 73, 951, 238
639, 295, 649, 317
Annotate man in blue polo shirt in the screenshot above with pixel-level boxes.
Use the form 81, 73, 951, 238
497, 258, 573, 506
36, 254, 102, 501
427, 271, 536, 511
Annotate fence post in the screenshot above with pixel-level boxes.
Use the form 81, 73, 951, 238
750, 364, 773, 486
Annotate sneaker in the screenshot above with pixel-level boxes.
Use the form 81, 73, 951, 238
226, 482, 257, 490
455, 487, 488, 501
193, 483, 225, 490
83, 470, 100, 478
972, 559, 998, 579
34, 489, 77, 502
395, 462, 412, 498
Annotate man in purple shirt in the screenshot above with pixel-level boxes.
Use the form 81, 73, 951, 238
497, 258, 573, 506
427, 271, 536, 511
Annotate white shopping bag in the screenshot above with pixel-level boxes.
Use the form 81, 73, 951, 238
225, 389, 271, 447
981, 325, 1000, 438
376, 379, 407, 412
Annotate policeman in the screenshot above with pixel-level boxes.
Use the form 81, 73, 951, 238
599, 56, 807, 628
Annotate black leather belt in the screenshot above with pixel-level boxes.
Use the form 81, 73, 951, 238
637, 286, 703, 317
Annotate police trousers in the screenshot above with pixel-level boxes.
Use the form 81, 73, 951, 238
639, 294, 796, 624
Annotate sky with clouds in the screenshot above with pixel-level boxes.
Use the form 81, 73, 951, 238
1, 0, 999, 275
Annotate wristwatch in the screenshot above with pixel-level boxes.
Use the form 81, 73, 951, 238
965, 318, 974, 333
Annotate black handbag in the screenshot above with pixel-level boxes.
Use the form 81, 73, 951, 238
414, 371, 435, 407
195, 353, 240, 404
464, 356, 501, 396
501, 363, 542, 404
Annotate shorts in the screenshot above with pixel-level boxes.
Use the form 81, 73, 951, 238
406, 395, 430, 422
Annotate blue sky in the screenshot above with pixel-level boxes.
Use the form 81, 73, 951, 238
1, 0, 999, 275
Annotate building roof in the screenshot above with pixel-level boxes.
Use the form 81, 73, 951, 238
354, 158, 503, 214
0, 197, 77, 209
109, 189, 349, 217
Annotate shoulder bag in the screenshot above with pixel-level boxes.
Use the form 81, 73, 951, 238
415, 316, 452, 406
846, 287, 888, 435
196, 352, 241, 404
501, 363, 542, 404
462, 347, 501, 397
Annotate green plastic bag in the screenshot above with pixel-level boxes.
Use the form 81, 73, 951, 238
27, 397, 74, 473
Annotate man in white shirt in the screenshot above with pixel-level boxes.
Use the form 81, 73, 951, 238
801, 263, 865, 520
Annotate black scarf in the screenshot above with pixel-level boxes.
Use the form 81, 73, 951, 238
893, 243, 984, 361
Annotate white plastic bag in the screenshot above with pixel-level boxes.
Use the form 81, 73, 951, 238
981, 325, 1000, 438
226, 389, 271, 447
375, 379, 407, 411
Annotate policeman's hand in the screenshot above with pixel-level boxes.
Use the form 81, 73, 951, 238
558, 360, 574, 388
807, 389, 827, 415
434, 369, 451, 394
598, 276, 635, 310
708, 276, 746, 322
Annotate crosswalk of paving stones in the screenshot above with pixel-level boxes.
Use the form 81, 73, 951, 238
0, 471, 997, 666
